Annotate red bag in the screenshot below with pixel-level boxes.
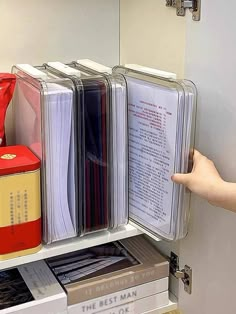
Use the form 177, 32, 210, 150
0, 74, 16, 146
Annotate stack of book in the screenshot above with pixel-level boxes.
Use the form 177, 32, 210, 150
46, 235, 169, 314
0, 236, 169, 313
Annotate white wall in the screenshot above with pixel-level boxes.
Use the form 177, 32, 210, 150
0, 0, 119, 71
120, 0, 186, 78
0, 0, 119, 142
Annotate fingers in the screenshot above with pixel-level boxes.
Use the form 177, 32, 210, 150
171, 173, 191, 186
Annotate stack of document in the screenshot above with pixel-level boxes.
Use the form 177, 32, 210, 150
82, 79, 109, 233
73, 60, 128, 229
43, 83, 76, 242
12, 65, 77, 243
46, 61, 129, 232
45, 64, 111, 234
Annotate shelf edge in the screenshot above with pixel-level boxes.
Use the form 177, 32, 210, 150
0, 224, 142, 270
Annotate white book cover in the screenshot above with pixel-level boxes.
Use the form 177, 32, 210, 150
92, 291, 169, 314
68, 277, 168, 314
0, 261, 67, 314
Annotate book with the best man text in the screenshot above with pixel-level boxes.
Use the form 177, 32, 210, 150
47, 235, 169, 305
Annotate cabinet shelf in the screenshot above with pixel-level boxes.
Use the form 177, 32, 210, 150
0, 224, 145, 270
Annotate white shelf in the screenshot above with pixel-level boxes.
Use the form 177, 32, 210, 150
129, 221, 163, 242
145, 294, 178, 314
0, 224, 143, 270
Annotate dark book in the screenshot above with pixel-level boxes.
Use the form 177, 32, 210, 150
0, 269, 34, 310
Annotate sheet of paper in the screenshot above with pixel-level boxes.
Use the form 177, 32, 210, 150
127, 77, 179, 235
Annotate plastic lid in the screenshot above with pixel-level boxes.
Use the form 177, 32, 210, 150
47, 62, 81, 76
0, 145, 40, 176
77, 59, 112, 74
16, 64, 48, 80
124, 64, 177, 79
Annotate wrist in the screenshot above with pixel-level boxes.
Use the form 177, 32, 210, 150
207, 179, 227, 207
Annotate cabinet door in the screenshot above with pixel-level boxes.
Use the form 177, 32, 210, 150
179, 1, 236, 313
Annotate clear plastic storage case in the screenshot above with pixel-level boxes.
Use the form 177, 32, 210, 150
113, 64, 197, 241
44, 62, 114, 235
72, 60, 129, 229
12, 60, 196, 244
11, 64, 78, 244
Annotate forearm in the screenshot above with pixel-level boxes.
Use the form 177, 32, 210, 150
209, 181, 236, 212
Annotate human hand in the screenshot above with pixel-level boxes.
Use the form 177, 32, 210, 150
171, 150, 224, 205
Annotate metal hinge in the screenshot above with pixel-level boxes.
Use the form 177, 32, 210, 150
170, 252, 192, 294
166, 0, 201, 21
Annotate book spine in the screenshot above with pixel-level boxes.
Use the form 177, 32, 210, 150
68, 278, 168, 314
68, 263, 169, 304
93, 291, 169, 314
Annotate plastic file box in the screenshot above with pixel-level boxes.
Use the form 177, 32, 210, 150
45, 61, 128, 234
113, 64, 197, 240
12, 60, 197, 243
12, 64, 77, 244
69, 60, 128, 230
75, 60, 197, 240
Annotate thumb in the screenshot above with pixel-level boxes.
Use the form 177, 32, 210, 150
171, 173, 191, 186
